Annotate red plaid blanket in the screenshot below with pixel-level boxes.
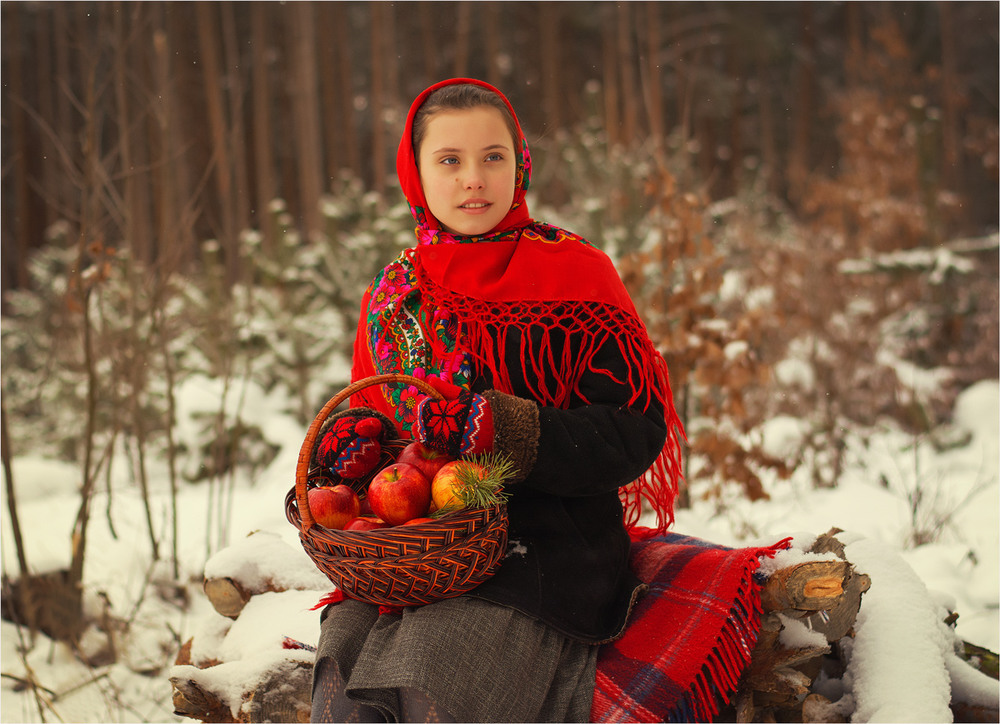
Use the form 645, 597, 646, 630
591, 531, 791, 723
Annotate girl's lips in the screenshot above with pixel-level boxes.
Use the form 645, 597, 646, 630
459, 199, 492, 213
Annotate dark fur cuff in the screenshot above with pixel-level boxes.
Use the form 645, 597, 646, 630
482, 390, 540, 484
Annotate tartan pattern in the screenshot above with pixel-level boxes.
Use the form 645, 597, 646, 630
591, 532, 790, 723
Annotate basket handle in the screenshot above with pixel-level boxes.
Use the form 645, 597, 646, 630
295, 374, 444, 531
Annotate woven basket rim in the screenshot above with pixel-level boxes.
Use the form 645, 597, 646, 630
295, 373, 443, 531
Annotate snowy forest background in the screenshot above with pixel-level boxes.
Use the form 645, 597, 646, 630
1, 2, 998, 722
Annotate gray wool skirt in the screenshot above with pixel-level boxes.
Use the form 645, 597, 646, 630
312, 596, 598, 723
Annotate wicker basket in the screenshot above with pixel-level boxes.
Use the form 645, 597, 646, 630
286, 373, 509, 607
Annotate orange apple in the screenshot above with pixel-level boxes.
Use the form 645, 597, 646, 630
367, 462, 431, 525
431, 460, 487, 512
308, 484, 361, 529
344, 516, 391, 531
396, 441, 452, 482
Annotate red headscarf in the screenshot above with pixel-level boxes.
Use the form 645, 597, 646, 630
395, 77, 532, 235
352, 78, 684, 534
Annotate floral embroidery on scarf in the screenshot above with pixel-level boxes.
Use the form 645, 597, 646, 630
364, 251, 471, 430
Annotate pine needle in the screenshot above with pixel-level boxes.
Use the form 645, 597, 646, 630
431, 452, 515, 517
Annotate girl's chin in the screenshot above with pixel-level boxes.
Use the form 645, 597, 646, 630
441, 218, 502, 237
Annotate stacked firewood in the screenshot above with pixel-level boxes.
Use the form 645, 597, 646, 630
730, 528, 871, 723
170, 528, 997, 723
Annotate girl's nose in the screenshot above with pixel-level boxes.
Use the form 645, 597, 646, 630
461, 165, 485, 189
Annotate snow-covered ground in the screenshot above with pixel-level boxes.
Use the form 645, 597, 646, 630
2, 376, 998, 723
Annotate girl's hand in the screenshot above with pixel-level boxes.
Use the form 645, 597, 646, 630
415, 387, 494, 458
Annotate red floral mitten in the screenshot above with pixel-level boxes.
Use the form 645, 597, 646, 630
415, 389, 494, 458
316, 412, 389, 480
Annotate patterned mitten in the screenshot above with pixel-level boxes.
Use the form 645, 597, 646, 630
415, 389, 495, 458
316, 410, 393, 480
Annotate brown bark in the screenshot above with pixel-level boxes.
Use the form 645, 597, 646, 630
290, 2, 324, 236
938, 1, 961, 193
334, 3, 361, 179
195, 2, 237, 279
245, 662, 313, 724
484, 2, 503, 88
643, 2, 665, 150
370, 3, 388, 193
318, 4, 341, 187
787, 1, 816, 201
452, 1, 472, 78
419, 3, 439, 82
171, 675, 239, 724
601, 3, 620, 147
4, 4, 32, 289
220, 3, 251, 240
250, 3, 276, 251
539, 2, 561, 133
617, 2, 639, 143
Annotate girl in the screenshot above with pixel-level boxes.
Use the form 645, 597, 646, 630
310, 78, 683, 723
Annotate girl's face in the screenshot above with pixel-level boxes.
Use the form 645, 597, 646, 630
417, 106, 516, 236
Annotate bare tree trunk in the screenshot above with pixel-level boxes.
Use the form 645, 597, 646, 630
484, 2, 502, 88
724, 25, 744, 198
539, 2, 561, 134
1, 400, 29, 578
290, 2, 323, 236
195, 1, 237, 280
844, 1, 864, 84
420, 3, 438, 83
370, 3, 388, 193
4, 5, 32, 289
617, 2, 639, 144
642, 2, 665, 153
251, 3, 276, 252
787, 1, 815, 202
452, 2, 472, 78
34, 5, 59, 229
753, 7, 778, 195
221, 3, 251, 241
601, 3, 620, 147
318, 4, 341, 185
113, 2, 150, 265
938, 1, 960, 194
334, 3, 361, 179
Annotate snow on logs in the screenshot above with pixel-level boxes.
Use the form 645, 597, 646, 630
170, 528, 998, 723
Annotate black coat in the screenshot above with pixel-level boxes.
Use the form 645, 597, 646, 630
467, 322, 668, 643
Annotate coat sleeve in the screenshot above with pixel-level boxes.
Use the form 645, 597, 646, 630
511, 332, 669, 498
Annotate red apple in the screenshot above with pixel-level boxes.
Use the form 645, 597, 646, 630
396, 441, 452, 482
401, 517, 435, 526
358, 495, 376, 517
344, 516, 391, 531
366, 462, 431, 525
308, 484, 361, 530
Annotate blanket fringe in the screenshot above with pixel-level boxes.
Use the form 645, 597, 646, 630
667, 537, 792, 722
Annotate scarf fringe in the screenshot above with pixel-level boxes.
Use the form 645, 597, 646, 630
665, 537, 792, 723
410, 248, 686, 534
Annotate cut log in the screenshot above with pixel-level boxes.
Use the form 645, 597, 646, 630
171, 675, 238, 723
203, 577, 253, 619
801, 693, 847, 723
245, 660, 313, 723
760, 560, 849, 612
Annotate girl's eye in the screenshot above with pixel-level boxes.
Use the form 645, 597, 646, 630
486, 153, 504, 162
440, 157, 459, 166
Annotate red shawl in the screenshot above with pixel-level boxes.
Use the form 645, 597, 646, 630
350, 78, 684, 534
